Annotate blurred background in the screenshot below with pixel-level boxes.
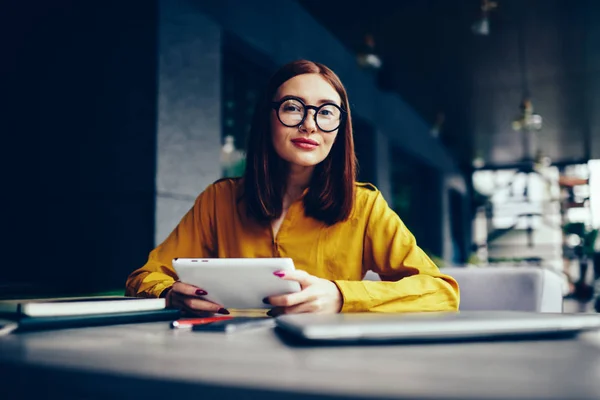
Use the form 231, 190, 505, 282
2, 0, 599, 311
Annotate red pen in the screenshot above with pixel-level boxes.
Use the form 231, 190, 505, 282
170, 316, 234, 329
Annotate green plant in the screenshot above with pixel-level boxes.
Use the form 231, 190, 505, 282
583, 229, 598, 256
563, 223, 598, 256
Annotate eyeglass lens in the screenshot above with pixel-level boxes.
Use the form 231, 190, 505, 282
278, 99, 341, 131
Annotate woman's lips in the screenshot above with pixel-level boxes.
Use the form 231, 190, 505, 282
291, 138, 319, 150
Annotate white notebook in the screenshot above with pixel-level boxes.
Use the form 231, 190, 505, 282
0, 296, 166, 317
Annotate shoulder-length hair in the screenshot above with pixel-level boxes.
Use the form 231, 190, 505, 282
243, 59, 356, 226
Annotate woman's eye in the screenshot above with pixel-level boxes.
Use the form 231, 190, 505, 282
282, 101, 303, 112
320, 107, 338, 118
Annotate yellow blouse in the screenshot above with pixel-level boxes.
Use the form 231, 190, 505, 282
125, 178, 459, 312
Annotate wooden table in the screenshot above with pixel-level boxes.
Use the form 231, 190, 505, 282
1, 320, 599, 399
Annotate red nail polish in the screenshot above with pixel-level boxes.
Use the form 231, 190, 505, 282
218, 308, 230, 315
196, 289, 207, 296
273, 271, 285, 277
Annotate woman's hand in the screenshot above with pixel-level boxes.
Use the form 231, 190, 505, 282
165, 281, 229, 316
265, 270, 342, 316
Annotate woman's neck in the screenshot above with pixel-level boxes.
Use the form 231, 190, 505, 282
283, 164, 313, 208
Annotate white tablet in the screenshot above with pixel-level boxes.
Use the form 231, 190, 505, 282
172, 258, 301, 309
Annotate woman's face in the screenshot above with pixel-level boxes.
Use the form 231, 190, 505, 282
271, 73, 342, 168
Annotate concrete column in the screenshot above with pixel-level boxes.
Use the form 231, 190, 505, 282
156, 0, 223, 244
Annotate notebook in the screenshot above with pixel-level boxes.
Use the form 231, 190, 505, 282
0, 296, 166, 318
0, 296, 180, 334
10, 308, 181, 333
275, 311, 600, 343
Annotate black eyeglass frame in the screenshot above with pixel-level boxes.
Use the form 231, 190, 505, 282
270, 96, 347, 133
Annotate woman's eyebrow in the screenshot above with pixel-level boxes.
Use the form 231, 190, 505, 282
280, 94, 340, 105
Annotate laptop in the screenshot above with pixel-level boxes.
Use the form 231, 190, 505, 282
275, 311, 600, 343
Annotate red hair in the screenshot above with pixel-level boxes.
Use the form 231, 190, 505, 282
242, 60, 356, 225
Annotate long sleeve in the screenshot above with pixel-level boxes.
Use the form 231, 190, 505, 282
125, 185, 217, 298
333, 192, 460, 313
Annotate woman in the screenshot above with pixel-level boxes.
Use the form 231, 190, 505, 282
126, 60, 459, 316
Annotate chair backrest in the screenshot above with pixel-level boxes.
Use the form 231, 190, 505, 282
364, 267, 564, 312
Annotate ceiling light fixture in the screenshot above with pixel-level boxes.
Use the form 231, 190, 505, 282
512, 98, 543, 132
357, 34, 382, 70
472, 0, 498, 36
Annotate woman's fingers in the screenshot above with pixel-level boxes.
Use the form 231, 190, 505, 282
285, 298, 326, 314
265, 275, 342, 315
274, 269, 319, 288
266, 270, 321, 307
268, 288, 317, 307
169, 289, 228, 314
171, 281, 208, 296
267, 299, 321, 317
182, 296, 224, 313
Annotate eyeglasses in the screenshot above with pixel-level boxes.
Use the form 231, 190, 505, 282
271, 96, 346, 133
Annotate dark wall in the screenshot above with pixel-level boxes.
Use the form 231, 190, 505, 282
2, 1, 157, 296
470, 0, 600, 166
585, 0, 600, 159
353, 117, 378, 184
389, 148, 443, 257
301, 0, 600, 168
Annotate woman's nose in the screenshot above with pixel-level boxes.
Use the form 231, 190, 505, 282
300, 110, 317, 132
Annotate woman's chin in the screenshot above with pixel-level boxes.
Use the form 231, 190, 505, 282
289, 156, 323, 168
278, 149, 327, 168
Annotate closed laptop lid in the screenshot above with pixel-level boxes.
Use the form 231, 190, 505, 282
275, 311, 600, 342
